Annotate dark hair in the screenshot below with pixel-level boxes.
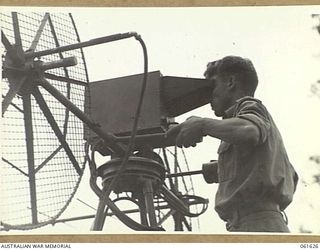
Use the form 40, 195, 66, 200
204, 56, 258, 96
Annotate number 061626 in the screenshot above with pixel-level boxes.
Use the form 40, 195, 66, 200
300, 244, 319, 249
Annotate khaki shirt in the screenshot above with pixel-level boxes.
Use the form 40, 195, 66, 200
214, 97, 298, 221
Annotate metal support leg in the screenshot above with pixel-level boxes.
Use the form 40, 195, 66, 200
137, 194, 148, 226
91, 194, 107, 231
143, 179, 157, 228
173, 212, 183, 231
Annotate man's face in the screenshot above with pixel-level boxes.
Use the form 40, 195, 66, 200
208, 74, 232, 117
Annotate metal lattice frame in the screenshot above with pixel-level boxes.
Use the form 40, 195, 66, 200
1, 12, 89, 230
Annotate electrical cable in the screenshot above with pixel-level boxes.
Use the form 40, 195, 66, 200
87, 34, 164, 231
99, 33, 148, 201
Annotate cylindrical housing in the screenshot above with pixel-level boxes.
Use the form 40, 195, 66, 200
39, 56, 77, 71
98, 156, 166, 195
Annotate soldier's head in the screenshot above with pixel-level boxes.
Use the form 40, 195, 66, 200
204, 56, 258, 117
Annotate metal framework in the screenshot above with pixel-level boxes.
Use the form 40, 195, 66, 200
1, 12, 89, 230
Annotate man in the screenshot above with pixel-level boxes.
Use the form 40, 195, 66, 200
167, 56, 298, 232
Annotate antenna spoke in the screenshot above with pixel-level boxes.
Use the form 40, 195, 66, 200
2, 75, 28, 116
29, 13, 49, 52
23, 93, 38, 224
32, 86, 82, 176
12, 12, 22, 48
44, 73, 87, 86
1, 94, 24, 113
1, 30, 13, 51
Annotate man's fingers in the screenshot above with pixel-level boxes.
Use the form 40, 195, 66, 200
166, 124, 181, 139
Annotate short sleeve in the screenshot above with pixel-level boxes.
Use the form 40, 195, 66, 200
236, 99, 271, 144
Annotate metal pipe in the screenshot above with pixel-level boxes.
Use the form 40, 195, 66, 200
166, 170, 203, 178
26, 32, 138, 59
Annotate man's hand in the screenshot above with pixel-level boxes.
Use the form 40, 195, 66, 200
166, 116, 205, 148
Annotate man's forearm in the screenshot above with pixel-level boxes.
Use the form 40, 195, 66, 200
202, 117, 260, 145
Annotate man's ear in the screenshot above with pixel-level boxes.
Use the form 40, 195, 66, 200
227, 75, 236, 90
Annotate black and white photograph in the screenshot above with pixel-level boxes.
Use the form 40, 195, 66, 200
0, 5, 320, 238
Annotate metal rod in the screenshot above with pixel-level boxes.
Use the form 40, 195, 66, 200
12, 12, 22, 48
26, 32, 138, 59
2, 157, 28, 176
162, 148, 175, 191
44, 73, 87, 86
76, 198, 97, 211
54, 214, 96, 224
166, 170, 203, 178
32, 87, 82, 175
174, 146, 179, 189
35, 145, 62, 173
115, 133, 166, 142
68, 13, 90, 84
23, 93, 38, 224
38, 78, 126, 156
29, 13, 49, 51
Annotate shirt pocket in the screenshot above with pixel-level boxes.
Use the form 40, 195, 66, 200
217, 142, 236, 182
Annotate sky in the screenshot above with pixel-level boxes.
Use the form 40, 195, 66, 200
1, 5, 320, 235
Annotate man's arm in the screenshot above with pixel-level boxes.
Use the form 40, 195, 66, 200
166, 116, 260, 148
202, 117, 260, 145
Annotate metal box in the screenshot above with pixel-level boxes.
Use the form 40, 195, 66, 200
88, 71, 167, 137
85, 71, 212, 150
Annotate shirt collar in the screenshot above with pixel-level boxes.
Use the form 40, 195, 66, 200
223, 96, 258, 119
